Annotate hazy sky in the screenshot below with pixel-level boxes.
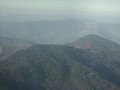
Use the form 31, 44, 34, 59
0, 0, 120, 23
0, 0, 120, 14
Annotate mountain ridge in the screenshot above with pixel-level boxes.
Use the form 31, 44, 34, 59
68, 34, 120, 51
0, 36, 34, 61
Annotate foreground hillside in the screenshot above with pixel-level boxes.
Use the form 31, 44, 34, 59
0, 45, 120, 90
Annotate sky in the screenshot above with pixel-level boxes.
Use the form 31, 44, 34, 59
0, 0, 120, 23
0, 0, 120, 14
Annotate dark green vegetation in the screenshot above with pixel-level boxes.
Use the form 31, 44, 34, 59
0, 36, 34, 61
0, 34, 120, 90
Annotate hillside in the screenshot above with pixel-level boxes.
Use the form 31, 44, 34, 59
0, 45, 120, 90
0, 36, 34, 61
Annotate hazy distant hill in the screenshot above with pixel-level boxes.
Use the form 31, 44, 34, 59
0, 36, 34, 61
0, 19, 120, 44
0, 44, 120, 90
69, 34, 120, 51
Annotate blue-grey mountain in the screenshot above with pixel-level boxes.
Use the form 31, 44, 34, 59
0, 19, 120, 44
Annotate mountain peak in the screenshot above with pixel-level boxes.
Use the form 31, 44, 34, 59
84, 34, 101, 38
69, 34, 120, 51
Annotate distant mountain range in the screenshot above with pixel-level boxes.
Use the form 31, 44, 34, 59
0, 34, 120, 90
0, 19, 120, 44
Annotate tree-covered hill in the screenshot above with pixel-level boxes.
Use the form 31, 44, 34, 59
0, 45, 120, 90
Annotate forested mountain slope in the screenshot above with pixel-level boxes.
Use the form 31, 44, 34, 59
0, 45, 120, 90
